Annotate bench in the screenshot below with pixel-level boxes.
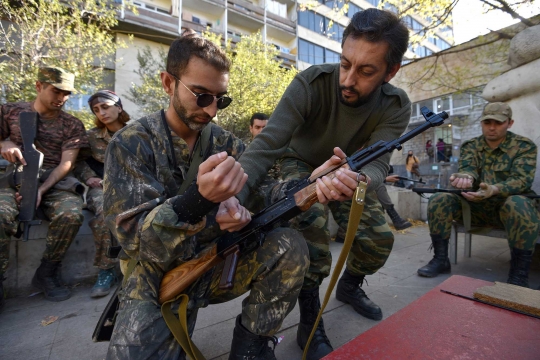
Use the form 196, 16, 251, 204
450, 222, 540, 264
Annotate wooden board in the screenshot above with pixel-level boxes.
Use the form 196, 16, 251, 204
474, 281, 540, 317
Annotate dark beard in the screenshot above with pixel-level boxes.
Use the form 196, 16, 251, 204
338, 85, 379, 108
172, 86, 209, 131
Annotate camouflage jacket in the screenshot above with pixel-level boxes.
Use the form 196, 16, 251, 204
103, 111, 244, 303
459, 131, 537, 197
0, 102, 88, 170
73, 127, 113, 183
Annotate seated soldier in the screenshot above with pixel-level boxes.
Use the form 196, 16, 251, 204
418, 102, 539, 288
0, 67, 88, 309
73, 90, 130, 298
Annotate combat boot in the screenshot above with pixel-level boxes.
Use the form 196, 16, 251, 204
507, 247, 533, 288
336, 269, 382, 320
91, 268, 117, 298
32, 259, 71, 302
229, 315, 277, 360
296, 287, 333, 360
0, 276, 5, 313
385, 205, 412, 230
417, 235, 451, 277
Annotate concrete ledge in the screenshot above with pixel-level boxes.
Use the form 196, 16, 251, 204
4, 210, 99, 297
385, 185, 422, 223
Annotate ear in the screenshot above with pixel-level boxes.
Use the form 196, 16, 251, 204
161, 72, 175, 97
35, 81, 42, 93
508, 119, 514, 128
384, 63, 401, 83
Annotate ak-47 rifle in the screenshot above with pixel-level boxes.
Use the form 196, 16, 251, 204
159, 107, 449, 304
412, 187, 540, 198
392, 176, 425, 184
16, 112, 44, 241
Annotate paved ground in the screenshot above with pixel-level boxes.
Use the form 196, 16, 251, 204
1, 223, 539, 360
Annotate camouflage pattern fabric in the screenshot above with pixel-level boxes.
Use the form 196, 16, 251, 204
107, 227, 308, 360
0, 187, 83, 275
86, 187, 116, 269
103, 111, 308, 358
428, 131, 539, 250
428, 193, 539, 250
458, 131, 537, 197
72, 126, 117, 269
279, 153, 394, 289
0, 102, 88, 170
74, 127, 112, 183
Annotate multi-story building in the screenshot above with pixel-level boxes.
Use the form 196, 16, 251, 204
64, 0, 454, 115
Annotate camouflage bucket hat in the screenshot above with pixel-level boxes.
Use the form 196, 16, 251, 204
479, 102, 512, 123
37, 67, 76, 92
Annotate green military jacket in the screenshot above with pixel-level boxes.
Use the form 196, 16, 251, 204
73, 126, 112, 182
103, 111, 244, 303
459, 131, 537, 197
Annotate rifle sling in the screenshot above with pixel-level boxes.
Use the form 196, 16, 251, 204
302, 180, 368, 360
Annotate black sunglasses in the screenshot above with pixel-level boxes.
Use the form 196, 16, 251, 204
168, 72, 232, 110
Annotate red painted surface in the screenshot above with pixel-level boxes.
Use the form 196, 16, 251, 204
324, 275, 540, 360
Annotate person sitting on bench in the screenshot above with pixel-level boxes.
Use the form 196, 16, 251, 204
417, 102, 539, 288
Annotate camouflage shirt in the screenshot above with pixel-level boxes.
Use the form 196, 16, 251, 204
459, 131, 537, 197
103, 111, 244, 303
0, 102, 88, 170
74, 127, 113, 182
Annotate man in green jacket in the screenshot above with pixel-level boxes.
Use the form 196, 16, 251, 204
418, 102, 539, 288
237, 8, 412, 359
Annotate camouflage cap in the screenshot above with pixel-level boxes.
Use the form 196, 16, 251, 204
37, 67, 76, 92
479, 102, 512, 123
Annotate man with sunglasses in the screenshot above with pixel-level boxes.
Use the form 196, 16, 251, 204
102, 32, 311, 359
236, 9, 412, 359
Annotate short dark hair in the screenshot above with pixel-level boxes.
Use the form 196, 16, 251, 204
342, 8, 409, 70
250, 112, 269, 126
166, 31, 230, 78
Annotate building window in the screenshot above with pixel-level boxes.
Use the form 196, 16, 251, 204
366, 0, 379, 6
298, 10, 325, 34
299, 39, 338, 65
348, 3, 363, 17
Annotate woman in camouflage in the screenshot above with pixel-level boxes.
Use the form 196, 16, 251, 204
74, 90, 130, 297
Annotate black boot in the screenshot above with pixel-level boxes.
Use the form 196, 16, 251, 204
0, 276, 5, 313
417, 235, 451, 277
32, 259, 71, 301
297, 287, 333, 360
336, 269, 382, 320
229, 315, 277, 360
507, 248, 533, 288
385, 205, 412, 230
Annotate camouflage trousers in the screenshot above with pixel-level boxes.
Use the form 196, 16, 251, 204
106, 227, 309, 360
280, 157, 394, 290
428, 193, 540, 250
86, 187, 116, 270
0, 187, 83, 276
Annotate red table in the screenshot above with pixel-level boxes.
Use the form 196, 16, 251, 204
324, 275, 540, 359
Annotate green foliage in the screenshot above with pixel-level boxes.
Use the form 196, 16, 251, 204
124, 47, 170, 115
0, 0, 128, 127
126, 32, 297, 140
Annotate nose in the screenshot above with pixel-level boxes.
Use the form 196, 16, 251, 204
342, 70, 357, 88
203, 101, 218, 118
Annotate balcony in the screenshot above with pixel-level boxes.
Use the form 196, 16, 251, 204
227, 0, 265, 21
116, 6, 180, 44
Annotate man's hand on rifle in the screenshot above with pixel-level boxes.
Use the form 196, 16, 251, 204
462, 183, 499, 202
86, 177, 103, 188
313, 147, 367, 204
197, 151, 248, 203
449, 173, 474, 189
385, 175, 399, 183
0, 140, 27, 165
216, 197, 251, 232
